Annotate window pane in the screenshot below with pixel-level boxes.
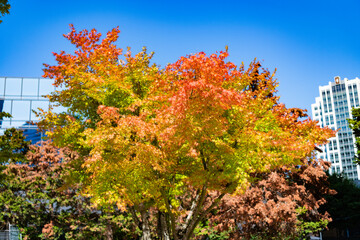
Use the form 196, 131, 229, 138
22, 78, 40, 97
0, 78, 5, 98
2, 100, 13, 115
5, 78, 22, 96
12, 100, 31, 121
39, 79, 54, 97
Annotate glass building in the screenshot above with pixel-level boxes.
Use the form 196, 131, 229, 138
0, 77, 60, 144
311, 76, 360, 180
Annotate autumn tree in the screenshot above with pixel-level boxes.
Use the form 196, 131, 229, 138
39, 26, 334, 240
206, 157, 333, 240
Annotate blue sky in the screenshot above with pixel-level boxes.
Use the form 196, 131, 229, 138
1, 0, 359, 112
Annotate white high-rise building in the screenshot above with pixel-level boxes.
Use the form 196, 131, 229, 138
311, 76, 360, 180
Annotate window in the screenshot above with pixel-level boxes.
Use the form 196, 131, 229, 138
333, 140, 337, 150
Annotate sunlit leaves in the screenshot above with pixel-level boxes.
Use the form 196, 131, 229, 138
40, 26, 335, 238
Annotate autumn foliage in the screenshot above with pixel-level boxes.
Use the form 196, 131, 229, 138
0, 135, 138, 239
39, 26, 334, 239
208, 158, 334, 239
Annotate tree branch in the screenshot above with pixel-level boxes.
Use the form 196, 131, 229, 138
128, 206, 141, 229
182, 185, 206, 231
180, 185, 208, 239
200, 150, 207, 171
161, 189, 178, 240
184, 192, 226, 240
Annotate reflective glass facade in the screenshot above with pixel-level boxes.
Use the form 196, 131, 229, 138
0, 77, 56, 129
312, 77, 360, 180
0, 77, 65, 144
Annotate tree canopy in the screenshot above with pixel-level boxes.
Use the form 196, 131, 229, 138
208, 158, 334, 239
39, 26, 334, 239
320, 173, 360, 235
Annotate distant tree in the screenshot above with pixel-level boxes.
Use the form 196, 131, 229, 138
0, 0, 10, 23
348, 107, 360, 164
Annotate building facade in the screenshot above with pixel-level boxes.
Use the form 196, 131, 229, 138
311, 76, 360, 180
0, 77, 59, 143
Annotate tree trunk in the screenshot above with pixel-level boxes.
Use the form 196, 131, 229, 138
183, 193, 225, 240
158, 211, 170, 240
140, 210, 152, 240
104, 224, 113, 240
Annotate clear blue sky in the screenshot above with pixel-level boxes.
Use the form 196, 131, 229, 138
1, 0, 359, 112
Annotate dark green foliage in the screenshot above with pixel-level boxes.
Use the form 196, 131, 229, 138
348, 107, 360, 164
320, 173, 360, 231
0, 127, 30, 183
0, 128, 29, 162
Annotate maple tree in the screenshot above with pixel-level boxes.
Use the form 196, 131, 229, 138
40, 26, 334, 239
206, 157, 333, 239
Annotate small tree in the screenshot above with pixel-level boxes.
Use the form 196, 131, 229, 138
207, 157, 333, 239
39, 26, 334, 239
